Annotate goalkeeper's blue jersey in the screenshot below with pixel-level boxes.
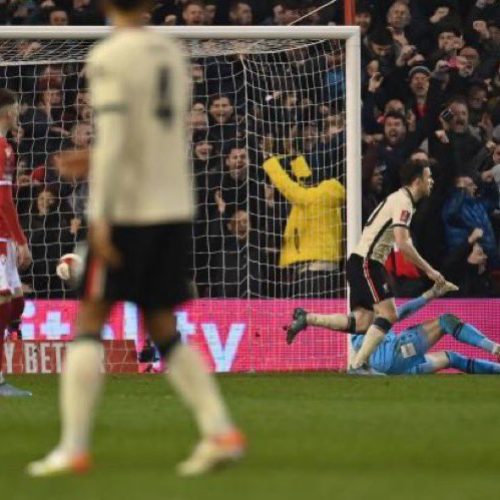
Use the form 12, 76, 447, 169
352, 327, 428, 374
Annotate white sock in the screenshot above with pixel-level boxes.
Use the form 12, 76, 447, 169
166, 343, 233, 438
59, 339, 104, 456
352, 325, 385, 368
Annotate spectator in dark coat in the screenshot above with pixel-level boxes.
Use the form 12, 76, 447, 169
211, 210, 260, 297
430, 97, 483, 179
21, 188, 76, 298
442, 228, 494, 297
361, 147, 384, 227
442, 174, 498, 268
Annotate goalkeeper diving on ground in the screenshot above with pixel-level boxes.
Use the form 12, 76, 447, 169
286, 281, 500, 375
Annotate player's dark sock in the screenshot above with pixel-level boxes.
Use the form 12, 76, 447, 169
8, 295, 24, 339
446, 351, 500, 374
397, 296, 427, 321
440, 315, 496, 353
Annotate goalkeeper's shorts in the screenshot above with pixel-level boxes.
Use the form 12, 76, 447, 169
81, 223, 192, 310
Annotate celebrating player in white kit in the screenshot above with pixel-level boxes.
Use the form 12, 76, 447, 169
348, 158, 445, 374
286, 158, 445, 375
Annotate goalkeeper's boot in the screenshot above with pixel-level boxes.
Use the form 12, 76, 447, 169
347, 363, 386, 376
26, 449, 91, 477
424, 281, 459, 300
176, 428, 246, 477
286, 308, 308, 345
0, 381, 32, 397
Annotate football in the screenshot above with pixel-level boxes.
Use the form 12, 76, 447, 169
56, 253, 84, 285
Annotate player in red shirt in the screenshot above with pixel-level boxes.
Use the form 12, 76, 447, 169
0, 89, 32, 397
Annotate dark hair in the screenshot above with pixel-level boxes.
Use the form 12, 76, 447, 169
208, 94, 233, 107
368, 28, 393, 46
46, 6, 68, 17
0, 88, 16, 110
400, 158, 429, 186
223, 140, 246, 156
230, 0, 250, 10
356, 1, 373, 15
103, 0, 153, 13
280, 0, 301, 10
446, 95, 468, 108
384, 111, 406, 123
192, 130, 210, 144
183, 0, 205, 10
436, 26, 462, 38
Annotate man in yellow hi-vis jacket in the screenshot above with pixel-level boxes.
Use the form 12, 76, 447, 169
263, 154, 346, 298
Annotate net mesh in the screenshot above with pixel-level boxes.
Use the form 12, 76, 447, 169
0, 36, 348, 305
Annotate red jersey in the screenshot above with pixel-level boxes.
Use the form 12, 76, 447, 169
0, 136, 26, 244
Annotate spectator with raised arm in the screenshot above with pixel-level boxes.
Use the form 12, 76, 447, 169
442, 227, 495, 297
442, 174, 499, 269
263, 153, 345, 298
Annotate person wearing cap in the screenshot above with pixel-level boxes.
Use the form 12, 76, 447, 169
263, 154, 345, 298
407, 65, 431, 118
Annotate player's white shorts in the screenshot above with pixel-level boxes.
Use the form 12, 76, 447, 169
0, 240, 22, 295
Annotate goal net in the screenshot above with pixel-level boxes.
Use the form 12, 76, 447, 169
0, 27, 361, 372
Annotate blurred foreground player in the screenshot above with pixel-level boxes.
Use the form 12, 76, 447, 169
27, 0, 245, 477
287, 281, 500, 375
0, 89, 32, 397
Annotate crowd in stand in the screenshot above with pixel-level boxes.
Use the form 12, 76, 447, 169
0, 0, 499, 298
357, 0, 500, 297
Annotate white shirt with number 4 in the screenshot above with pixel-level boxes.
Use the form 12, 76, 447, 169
87, 29, 195, 225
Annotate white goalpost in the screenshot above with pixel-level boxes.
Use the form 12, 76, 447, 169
0, 26, 361, 372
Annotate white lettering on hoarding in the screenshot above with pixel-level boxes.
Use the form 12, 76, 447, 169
24, 343, 38, 373
201, 323, 246, 373
53, 342, 65, 372
124, 302, 139, 339
40, 343, 51, 373
175, 311, 196, 343
4, 342, 14, 373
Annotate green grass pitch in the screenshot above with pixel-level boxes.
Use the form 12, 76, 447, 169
2, 374, 500, 500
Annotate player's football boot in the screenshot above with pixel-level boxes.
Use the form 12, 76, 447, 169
0, 382, 32, 397
286, 308, 308, 345
26, 449, 91, 477
347, 363, 386, 376
176, 428, 246, 477
424, 280, 459, 299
